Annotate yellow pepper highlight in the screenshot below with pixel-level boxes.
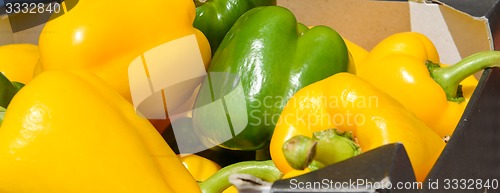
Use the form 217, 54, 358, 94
0, 70, 200, 193
178, 154, 239, 193
282, 168, 311, 179
0, 44, 39, 84
37, 0, 211, 103
179, 154, 222, 182
270, 72, 445, 182
343, 37, 369, 73
357, 32, 479, 138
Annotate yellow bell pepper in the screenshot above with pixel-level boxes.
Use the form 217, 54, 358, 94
282, 168, 311, 179
178, 154, 240, 193
178, 154, 222, 182
343, 37, 369, 73
270, 72, 445, 182
223, 186, 238, 193
0, 70, 200, 193
37, 0, 211, 103
357, 32, 500, 138
359, 32, 440, 68
0, 44, 39, 84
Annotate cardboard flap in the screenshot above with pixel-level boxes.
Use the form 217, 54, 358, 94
278, 0, 494, 66
437, 2, 492, 58
409, 1, 462, 65
0, 15, 44, 45
0, 15, 14, 44
277, 0, 411, 50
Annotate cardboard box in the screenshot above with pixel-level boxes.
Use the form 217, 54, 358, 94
437, 0, 500, 50
278, 0, 495, 65
1, 0, 499, 191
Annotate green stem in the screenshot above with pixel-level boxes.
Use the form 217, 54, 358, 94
282, 129, 361, 171
199, 160, 282, 193
313, 129, 361, 167
429, 51, 500, 102
282, 135, 317, 170
12, 82, 25, 91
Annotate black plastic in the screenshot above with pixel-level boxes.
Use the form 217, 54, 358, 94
423, 68, 500, 193
0, 0, 78, 32
436, 0, 500, 18
271, 143, 418, 193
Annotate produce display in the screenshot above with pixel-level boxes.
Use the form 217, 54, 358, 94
1, 0, 500, 192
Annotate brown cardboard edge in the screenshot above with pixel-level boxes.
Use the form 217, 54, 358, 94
0, 15, 14, 45
277, 0, 412, 50
434, 1, 493, 78
435, 1, 494, 53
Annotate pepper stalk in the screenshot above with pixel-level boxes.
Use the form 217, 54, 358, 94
282, 128, 361, 171
199, 160, 282, 193
428, 51, 500, 102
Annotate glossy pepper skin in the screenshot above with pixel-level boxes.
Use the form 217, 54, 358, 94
37, 0, 211, 103
357, 32, 484, 138
270, 72, 445, 182
178, 154, 221, 182
177, 154, 244, 193
0, 70, 201, 193
192, 6, 350, 150
194, 0, 276, 55
0, 44, 37, 115
342, 37, 369, 73
0, 44, 39, 84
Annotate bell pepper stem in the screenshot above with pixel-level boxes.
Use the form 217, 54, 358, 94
282, 129, 361, 171
12, 82, 25, 91
282, 135, 317, 170
199, 160, 282, 193
429, 51, 500, 102
313, 129, 361, 167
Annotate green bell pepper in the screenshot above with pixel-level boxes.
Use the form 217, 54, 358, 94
192, 6, 350, 151
193, 0, 276, 55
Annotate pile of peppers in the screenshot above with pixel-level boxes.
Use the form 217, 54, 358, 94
1, 0, 500, 192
